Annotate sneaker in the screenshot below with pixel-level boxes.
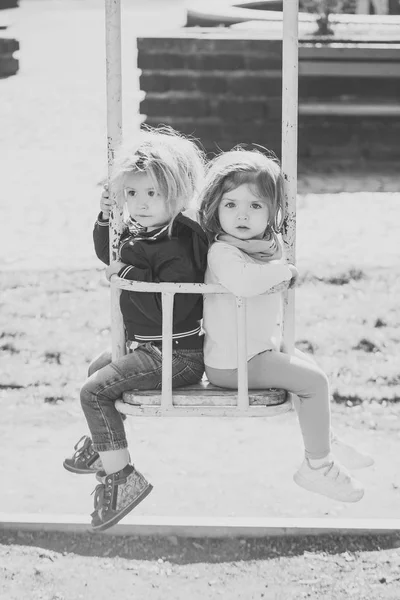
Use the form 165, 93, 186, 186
293, 458, 364, 503
91, 463, 153, 531
331, 435, 374, 470
63, 435, 102, 474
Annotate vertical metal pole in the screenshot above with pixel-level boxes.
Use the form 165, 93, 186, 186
161, 293, 174, 409
236, 297, 249, 410
281, 0, 299, 354
105, 0, 125, 360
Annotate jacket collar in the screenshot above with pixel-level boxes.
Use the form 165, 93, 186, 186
125, 218, 169, 242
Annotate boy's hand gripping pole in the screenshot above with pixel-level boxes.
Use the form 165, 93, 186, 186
105, 0, 125, 360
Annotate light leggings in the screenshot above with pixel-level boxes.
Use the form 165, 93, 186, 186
206, 349, 331, 460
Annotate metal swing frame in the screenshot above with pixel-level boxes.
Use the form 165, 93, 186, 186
105, 0, 298, 417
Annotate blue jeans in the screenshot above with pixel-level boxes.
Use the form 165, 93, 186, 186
80, 343, 204, 452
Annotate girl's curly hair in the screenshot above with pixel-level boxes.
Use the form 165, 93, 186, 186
198, 148, 285, 243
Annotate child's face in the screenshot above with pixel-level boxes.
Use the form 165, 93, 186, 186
123, 171, 170, 231
218, 183, 270, 240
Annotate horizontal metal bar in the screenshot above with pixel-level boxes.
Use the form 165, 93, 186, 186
299, 102, 400, 116
111, 278, 288, 295
300, 61, 400, 78
299, 46, 400, 61
1, 514, 400, 538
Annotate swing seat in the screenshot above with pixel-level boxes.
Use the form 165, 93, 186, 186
116, 380, 292, 417
112, 280, 293, 417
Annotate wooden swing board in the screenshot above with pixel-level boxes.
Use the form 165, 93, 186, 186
118, 383, 292, 417
1, 514, 400, 538
122, 381, 288, 405
116, 400, 292, 418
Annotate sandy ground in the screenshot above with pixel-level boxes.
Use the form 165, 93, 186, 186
2, 531, 400, 600
3, 396, 400, 521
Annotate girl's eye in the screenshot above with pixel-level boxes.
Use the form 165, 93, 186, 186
125, 189, 136, 198
251, 203, 263, 209
225, 202, 235, 208
148, 190, 156, 197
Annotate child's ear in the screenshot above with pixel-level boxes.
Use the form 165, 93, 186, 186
273, 206, 284, 233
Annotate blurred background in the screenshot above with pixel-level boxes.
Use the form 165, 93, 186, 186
1, 0, 399, 269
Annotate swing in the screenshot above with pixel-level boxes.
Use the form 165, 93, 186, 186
105, 0, 298, 418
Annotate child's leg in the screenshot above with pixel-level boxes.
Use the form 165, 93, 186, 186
87, 349, 112, 377
207, 349, 331, 460
80, 344, 163, 474
79, 344, 163, 531
250, 350, 332, 460
87, 350, 131, 475
63, 349, 114, 475
278, 350, 373, 469
87, 350, 128, 426
81, 344, 204, 531
207, 352, 364, 502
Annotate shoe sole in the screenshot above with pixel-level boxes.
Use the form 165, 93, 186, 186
91, 483, 154, 532
63, 460, 98, 475
293, 473, 364, 503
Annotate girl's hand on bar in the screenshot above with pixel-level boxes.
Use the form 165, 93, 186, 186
100, 184, 114, 220
105, 260, 127, 282
270, 281, 289, 294
288, 264, 299, 289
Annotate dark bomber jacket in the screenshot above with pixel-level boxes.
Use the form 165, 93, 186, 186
94, 213, 208, 348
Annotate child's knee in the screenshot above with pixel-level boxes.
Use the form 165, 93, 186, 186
311, 368, 330, 394
87, 361, 97, 377
80, 381, 94, 410
87, 349, 112, 377
297, 366, 329, 399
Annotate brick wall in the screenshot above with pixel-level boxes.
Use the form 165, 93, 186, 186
0, 0, 19, 8
0, 37, 19, 78
138, 32, 400, 161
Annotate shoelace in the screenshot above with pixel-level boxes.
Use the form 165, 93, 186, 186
91, 483, 106, 518
72, 435, 94, 461
73, 435, 90, 452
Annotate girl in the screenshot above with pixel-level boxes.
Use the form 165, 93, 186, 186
199, 148, 373, 504
64, 126, 208, 531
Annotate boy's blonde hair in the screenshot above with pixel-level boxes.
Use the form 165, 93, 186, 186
111, 125, 205, 234
199, 148, 285, 242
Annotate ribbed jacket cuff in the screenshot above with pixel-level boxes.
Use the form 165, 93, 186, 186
118, 265, 136, 279
97, 212, 109, 225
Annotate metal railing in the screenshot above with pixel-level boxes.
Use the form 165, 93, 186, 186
111, 279, 290, 412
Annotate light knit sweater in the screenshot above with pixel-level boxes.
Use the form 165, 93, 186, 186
203, 241, 293, 369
